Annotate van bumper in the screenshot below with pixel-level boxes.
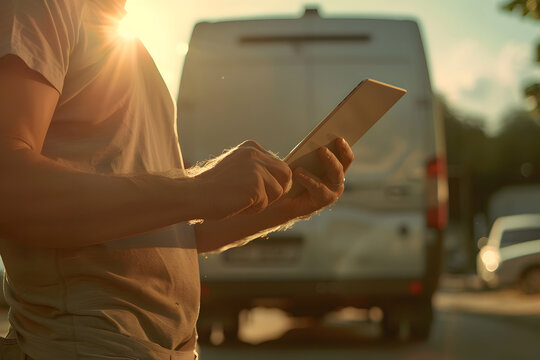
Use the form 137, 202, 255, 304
200, 278, 430, 313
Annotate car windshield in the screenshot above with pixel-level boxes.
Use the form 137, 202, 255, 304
500, 227, 540, 248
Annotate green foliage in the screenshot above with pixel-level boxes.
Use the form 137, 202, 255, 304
502, 0, 540, 19
441, 99, 488, 177
502, 1, 540, 110
525, 82, 540, 115
446, 0, 540, 271
443, 98, 540, 270
443, 97, 540, 219
495, 111, 540, 183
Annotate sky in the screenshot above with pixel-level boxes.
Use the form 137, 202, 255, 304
121, 0, 540, 134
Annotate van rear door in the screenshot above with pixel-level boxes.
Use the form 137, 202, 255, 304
178, 16, 436, 281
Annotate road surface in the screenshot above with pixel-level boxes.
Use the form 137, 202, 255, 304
197, 278, 540, 360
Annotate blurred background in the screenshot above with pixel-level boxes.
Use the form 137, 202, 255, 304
119, 1, 540, 275
3, 0, 540, 359
120, 0, 540, 359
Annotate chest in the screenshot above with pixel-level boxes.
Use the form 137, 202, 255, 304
42, 5, 180, 173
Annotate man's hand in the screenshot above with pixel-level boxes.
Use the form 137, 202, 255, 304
193, 140, 293, 221
279, 137, 354, 218
193, 137, 354, 253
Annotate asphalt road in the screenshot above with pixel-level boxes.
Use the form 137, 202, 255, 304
198, 308, 540, 360
197, 279, 540, 360
1, 279, 539, 360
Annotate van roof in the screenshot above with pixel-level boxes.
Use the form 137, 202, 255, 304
190, 16, 425, 62
195, 16, 420, 28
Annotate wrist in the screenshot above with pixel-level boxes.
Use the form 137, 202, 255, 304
137, 172, 206, 223
174, 174, 208, 221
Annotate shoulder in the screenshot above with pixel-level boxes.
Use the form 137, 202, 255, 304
1, 0, 87, 21
0, 0, 88, 92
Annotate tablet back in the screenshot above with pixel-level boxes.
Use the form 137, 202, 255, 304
285, 79, 406, 179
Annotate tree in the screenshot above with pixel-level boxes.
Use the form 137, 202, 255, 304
502, 0, 540, 112
503, 0, 540, 19
441, 1, 540, 272
493, 111, 540, 184
441, 95, 540, 271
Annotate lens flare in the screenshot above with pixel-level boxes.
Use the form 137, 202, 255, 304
117, 13, 139, 40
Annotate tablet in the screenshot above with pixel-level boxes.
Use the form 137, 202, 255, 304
284, 78, 406, 193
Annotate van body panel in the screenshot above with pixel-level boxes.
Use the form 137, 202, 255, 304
199, 210, 425, 281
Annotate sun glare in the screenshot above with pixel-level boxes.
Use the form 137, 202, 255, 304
117, 12, 140, 40
176, 42, 189, 57
116, 0, 198, 96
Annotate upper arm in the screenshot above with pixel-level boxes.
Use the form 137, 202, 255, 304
0, 55, 59, 153
0, 0, 85, 153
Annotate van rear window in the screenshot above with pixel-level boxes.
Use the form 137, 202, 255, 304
500, 228, 540, 248
240, 35, 371, 44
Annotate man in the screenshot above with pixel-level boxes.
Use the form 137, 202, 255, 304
0, 0, 353, 359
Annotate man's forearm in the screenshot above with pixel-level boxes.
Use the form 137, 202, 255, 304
0, 148, 202, 248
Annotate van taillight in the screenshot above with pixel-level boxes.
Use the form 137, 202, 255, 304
409, 280, 423, 296
201, 284, 210, 299
426, 157, 448, 229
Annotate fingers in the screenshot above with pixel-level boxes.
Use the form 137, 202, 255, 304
234, 140, 293, 213
293, 168, 338, 205
240, 140, 293, 193
316, 138, 354, 188
239, 140, 267, 153
335, 137, 355, 172
318, 146, 345, 188
246, 166, 285, 213
262, 157, 293, 193
254, 156, 292, 209
260, 165, 290, 205
239, 140, 280, 160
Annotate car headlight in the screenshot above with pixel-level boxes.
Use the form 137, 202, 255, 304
481, 249, 500, 272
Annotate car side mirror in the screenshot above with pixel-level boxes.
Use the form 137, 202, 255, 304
477, 237, 488, 249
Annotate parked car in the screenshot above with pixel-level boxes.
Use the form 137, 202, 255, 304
177, 7, 447, 342
477, 214, 540, 294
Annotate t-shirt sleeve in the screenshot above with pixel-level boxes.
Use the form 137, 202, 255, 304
0, 0, 85, 93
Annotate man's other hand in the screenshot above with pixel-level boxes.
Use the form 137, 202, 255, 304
193, 140, 293, 220
282, 137, 354, 218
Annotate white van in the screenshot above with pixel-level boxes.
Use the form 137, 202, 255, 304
177, 7, 447, 342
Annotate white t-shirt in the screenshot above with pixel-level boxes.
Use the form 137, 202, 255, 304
0, 0, 199, 359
